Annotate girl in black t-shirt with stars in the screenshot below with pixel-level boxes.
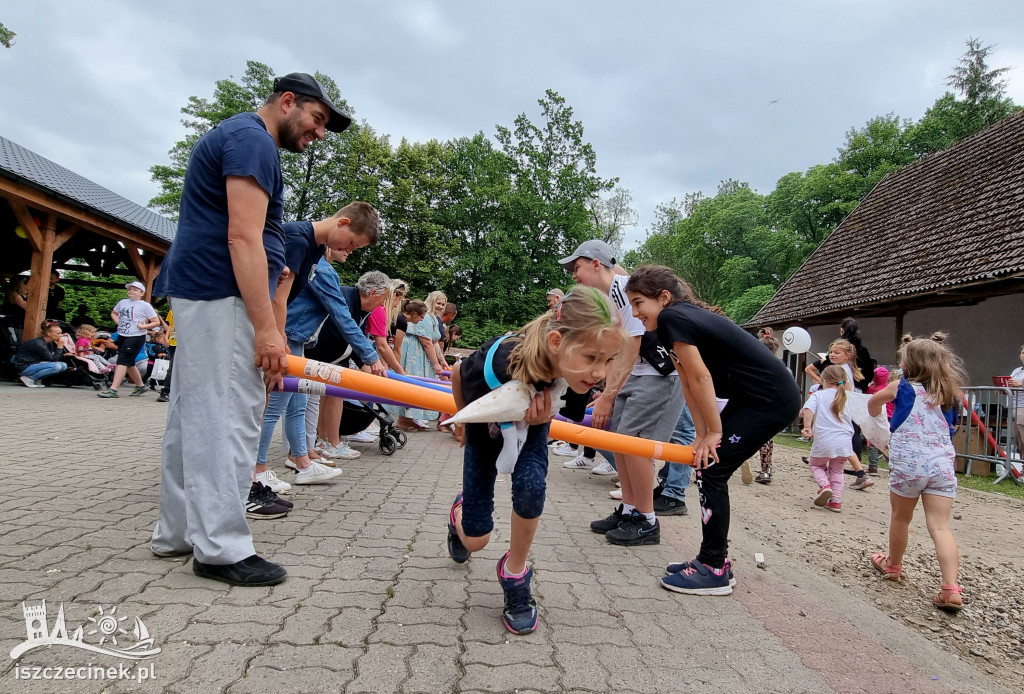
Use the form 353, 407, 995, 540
625, 265, 801, 596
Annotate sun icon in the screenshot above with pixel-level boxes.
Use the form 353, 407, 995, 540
86, 605, 129, 646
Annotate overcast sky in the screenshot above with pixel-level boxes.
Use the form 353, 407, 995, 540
3, 1, 1023, 249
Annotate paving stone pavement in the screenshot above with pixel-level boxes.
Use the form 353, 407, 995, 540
0, 383, 1013, 693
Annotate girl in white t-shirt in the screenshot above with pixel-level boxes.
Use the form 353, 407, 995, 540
828, 339, 874, 490
801, 365, 854, 512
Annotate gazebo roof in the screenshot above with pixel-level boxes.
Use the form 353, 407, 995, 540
0, 135, 175, 244
748, 108, 1024, 327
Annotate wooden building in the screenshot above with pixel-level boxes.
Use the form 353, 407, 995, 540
1, 136, 174, 339
748, 110, 1024, 383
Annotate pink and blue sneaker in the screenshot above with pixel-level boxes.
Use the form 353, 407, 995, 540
661, 559, 733, 595
665, 557, 736, 587
496, 552, 538, 634
447, 492, 471, 564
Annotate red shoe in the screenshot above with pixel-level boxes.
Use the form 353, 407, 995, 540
826, 500, 841, 513
813, 486, 833, 507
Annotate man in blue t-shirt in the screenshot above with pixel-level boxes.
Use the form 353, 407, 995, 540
151, 73, 352, 588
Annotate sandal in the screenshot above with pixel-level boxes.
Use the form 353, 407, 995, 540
932, 584, 964, 613
870, 553, 902, 580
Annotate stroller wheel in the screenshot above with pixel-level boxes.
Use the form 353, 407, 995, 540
394, 431, 408, 449
92, 382, 102, 390
379, 435, 398, 456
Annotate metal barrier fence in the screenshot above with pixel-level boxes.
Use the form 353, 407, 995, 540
957, 386, 1024, 485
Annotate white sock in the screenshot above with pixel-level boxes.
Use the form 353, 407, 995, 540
641, 511, 656, 524
622, 503, 635, 515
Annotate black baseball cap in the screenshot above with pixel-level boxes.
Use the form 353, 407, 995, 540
272, 72, 352, 133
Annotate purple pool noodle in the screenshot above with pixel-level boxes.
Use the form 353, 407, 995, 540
400, 373, 452, 387
385, 371, 453, 393
554, 413, 598, 428
280, 377, 410, 409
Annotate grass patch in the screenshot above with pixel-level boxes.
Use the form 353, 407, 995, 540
957, 473, 1024, 501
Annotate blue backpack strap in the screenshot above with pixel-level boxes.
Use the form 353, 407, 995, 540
483, 335, 513, 429
483, 335, 510, 391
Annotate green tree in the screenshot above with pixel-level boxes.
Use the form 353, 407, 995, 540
0, 21, 15, 48
909, 39, 1019, 156
149, 61, 358, 221
491, 89, 615, 323
587, 187, 638, 253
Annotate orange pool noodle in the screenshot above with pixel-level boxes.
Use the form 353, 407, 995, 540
287, 355, 694, 465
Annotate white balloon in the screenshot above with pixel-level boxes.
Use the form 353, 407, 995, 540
782, 327, 812, 354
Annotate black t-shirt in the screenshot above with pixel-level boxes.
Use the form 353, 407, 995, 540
391, 313, 408, 336
46, 285, 66, 320
459, 335, 589, 422
656, 302, 796, 406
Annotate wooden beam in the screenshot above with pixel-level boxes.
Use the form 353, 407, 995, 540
9, 200, 43, 251
0, 178, 169, 254
123, 242, 147, 280
54, 222, 80, 250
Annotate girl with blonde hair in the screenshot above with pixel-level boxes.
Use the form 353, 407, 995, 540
868, 333, 967, 612
446, 287, 624, 634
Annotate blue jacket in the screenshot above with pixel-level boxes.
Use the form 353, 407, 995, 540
284, 257, 379, 365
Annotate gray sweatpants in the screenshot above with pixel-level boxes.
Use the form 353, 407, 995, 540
151, 297, 264, 564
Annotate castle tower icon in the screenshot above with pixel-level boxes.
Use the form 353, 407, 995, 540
21, 601, 68, 641
23, 601, 46, 640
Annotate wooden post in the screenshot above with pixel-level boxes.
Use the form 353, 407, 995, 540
894, 309, 905, 354
142, 252, 159, 303
11, 206, 55, 340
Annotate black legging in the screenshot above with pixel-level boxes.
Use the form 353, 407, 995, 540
694, 390, 802, 568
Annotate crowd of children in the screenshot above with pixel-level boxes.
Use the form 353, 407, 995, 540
6, 245, 986, 632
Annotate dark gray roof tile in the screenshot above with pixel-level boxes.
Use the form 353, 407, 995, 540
0, 136, 175, 244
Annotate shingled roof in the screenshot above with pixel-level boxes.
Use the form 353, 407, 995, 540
0, 135, 175, 244
748, 108, 1024, 327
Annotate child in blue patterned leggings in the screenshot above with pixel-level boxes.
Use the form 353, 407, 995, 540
446, 288, 625, 634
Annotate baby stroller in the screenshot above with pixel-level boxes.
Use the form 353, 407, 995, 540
54, 321, 111, 390
339, 399, 408, 456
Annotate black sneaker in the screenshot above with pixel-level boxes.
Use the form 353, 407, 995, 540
251, 481, 293, 510
606, 510, 660, 546
156, 392, 169, 403
192, 554, 287, 586
447, 492, 471, 563
590, 504, 626, 534
652, 495, 687, 516
246, 488, 290, 520
754, 471, 772, 485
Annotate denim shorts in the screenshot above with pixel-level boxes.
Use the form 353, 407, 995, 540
460, 421, 551, 537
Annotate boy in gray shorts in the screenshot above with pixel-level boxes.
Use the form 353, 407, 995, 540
559, 240, 685, 545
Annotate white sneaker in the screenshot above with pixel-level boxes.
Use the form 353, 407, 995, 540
608, 488, 623, 500
348, 429, 377, 444
19, 375, 44, 388
255, 469, 291, 494
320, 442, 361, 460
563, 453, 596, 469
412, 418, 430, 429
286, 456, 336, 470
551, 443, 576, 457
591, 460, 617, 476
293, 460, 343, 484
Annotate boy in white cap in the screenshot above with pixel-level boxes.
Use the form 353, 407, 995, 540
559, 240, 685, 546
97, 281, 160, 398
